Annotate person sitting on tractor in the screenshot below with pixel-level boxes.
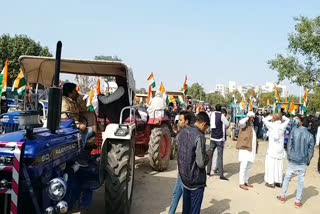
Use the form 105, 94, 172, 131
147, 90, 167, 118
61, 83, 93, 163
98, 76, 130, 123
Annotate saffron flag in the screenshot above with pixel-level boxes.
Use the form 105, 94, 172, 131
288, 99, 295, 116
267, 99, 270, 106
147, 72, 156, 88
147, 85, 152, 105
96, 77, 101, 95
183, 75, 188, 95
239, 99, 245, 111
249, 100, 253, 111
302, 88, 308, 116
12, 69, 26, 96
274, 87, 280, 102
87, 87, 94, 112
0, 58, 9, 94
159, 82, 169, 104
196, 103, 200, 114
250, 91, 253, 101
286, 91, 289, 103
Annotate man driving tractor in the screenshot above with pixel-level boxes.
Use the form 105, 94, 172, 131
61, 82, 93, 165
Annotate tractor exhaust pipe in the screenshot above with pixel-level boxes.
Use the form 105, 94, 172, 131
47, 41, 63, 133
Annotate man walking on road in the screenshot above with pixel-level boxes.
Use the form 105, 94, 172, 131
236, 111, 257, 190
277, 117, 315, 208
169, 110, 191, 214
207, 104, 229, 180
177, 112, 210, 214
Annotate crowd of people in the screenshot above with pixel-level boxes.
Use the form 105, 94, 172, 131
167, 102, 319, 214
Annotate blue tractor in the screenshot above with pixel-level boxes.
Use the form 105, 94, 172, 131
0, 42, 136, 214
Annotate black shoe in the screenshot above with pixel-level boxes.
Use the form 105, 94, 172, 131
275, 183, 282, 188
214, 169, 219, 174
220, 176, 229, 181
207, 173, 211, 176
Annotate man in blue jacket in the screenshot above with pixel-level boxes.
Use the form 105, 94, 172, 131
277, 117, 315, 208
177, 111, 210, 214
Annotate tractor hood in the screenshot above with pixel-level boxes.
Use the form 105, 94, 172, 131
18, 56, 135, 89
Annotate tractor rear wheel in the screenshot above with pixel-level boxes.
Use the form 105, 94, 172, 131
148, 124, 171, 171
102, 139, 134, 214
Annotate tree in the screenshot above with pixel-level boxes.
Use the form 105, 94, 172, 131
188, 83, 206, 101
0, 34, 52, 84
308, 87, 320, 113
136, 88, 147, 94
224, 90, 242, 104
206, 92, 226, 106
74, 75, 94, 94
268, 16, 320, 90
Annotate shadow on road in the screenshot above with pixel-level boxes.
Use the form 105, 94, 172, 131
198, 198, 231, 214
224, 162, 239, 179
249, 173, 265, 184
285, 186, 319, 204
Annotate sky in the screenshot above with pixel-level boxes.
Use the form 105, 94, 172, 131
1, 0, 320, 95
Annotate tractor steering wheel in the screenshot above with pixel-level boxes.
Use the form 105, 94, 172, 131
61, 111, 88, 127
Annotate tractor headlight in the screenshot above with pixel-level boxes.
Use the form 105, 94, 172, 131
47, 178, 67, 201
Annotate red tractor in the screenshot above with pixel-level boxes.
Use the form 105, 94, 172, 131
133, 108, 176, 171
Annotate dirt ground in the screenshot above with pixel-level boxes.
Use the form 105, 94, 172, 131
80, 136, 320, 214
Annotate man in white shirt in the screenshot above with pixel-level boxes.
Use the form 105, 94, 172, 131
207, 104, 230, 180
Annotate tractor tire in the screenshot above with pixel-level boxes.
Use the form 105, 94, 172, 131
102, 139, 135, 214
170, 137, 177, 160
148, 124, 171, 171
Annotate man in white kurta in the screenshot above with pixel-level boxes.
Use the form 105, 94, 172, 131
263, 114, 290, 187
237, 111, 257, 190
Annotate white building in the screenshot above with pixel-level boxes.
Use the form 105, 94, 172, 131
228, 81, 236, 92
215, 84, 227, 97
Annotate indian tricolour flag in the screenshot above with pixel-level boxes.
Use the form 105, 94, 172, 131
302, 88, 308, 115
87, 87, 95, 112
177, 95, 184, 106
12, 68, 26, 96
288, 98, 295, 116
274, 87, 280, 102
159, 82, 169, 104
0, 58, 9, 94
232, 92, 237, 104
238, 99, 245, 111
147, 72, 156, 88
183, 75, 188, 95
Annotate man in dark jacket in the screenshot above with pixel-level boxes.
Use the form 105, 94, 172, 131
177, 111, 210, 214
277, 117, 315, 208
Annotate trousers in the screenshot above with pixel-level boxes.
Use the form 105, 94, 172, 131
169, 175, 184, 214
239, 161, 253, 184
207, 140, 224, 176
182, 187, 204, 214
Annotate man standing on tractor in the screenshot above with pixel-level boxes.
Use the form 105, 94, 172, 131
169, 110, 191, 214
61, 83, 93, 165
207, 104, 230, 180
177, 111, 210, 214
147, 90, 167, 118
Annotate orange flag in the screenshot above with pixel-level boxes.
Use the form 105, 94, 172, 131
89, 87, 94, 105
0, 58, 8, 94
147, 85, 152, 105
96, 77, 101, 95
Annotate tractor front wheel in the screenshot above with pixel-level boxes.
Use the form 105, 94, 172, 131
148, 125, 171, 171
102, 139, 134, 214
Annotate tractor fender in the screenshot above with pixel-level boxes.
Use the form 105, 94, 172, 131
102, 123, 136, 148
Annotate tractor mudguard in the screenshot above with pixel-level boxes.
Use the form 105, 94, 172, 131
102, 123, 135, 147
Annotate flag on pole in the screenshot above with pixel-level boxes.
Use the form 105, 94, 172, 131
288, 98, 295, 116
196, 103, 200, 114
96, 77, 101, 95
232, 92, 237, 104
159, 82, 169, 104
286, 91, 289, 103
12, 69, 26, 96
147, 85, 152, 105
267, 99, 270, 106
239, 99, 245, 111
183, 75, 188, 95
250, 91, 253, 101
147, 72, 156, 88
177, 95, 184, 106
302, 88, 308, 115
249, 100, 253, 111
274, 87, 280, 102
87, 87, 95, 112
0, 58, 9, 94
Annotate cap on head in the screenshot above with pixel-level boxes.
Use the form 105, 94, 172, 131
247, 111, 255, 118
